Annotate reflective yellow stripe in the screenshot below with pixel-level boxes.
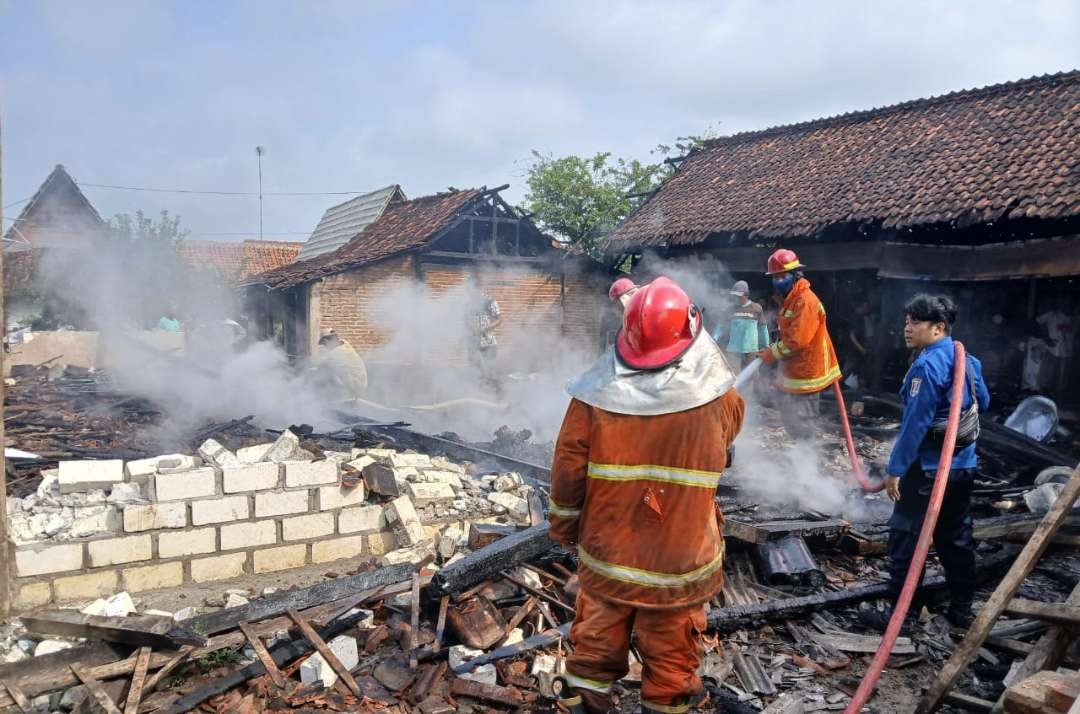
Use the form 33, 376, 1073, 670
783, 259, 801, 270
548, 497, 582, 518
777, 340, 792, 355
578, 542, 725, 589
641, 700, 691, 714
783, 364, 841, 391
770, 342, 783, 360
564, 672, 613, 693
783, 309, 795, 318
586, 462, 721, 489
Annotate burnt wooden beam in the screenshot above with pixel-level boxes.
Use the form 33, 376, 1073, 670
434, 522, 556, 595
288, 609, 362, 697
724, 518, 850, 545
1, 680, 32, 713
238, 622, 285, 689
20, 611, 204, 650
1003, 598, 1080, 627
157, 605, 375, 714
451, 623, 571, 674
121, 647, 151, 714
72, 664, 123, 714
185, 562, 414, 635
450, 678, 527, 707
920, 463, 1080, 712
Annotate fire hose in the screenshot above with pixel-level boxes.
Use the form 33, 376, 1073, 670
843, 341, 968, 713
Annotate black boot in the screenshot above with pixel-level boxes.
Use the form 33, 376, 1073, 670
945, 600, 974, 629
857, 601, 918, 634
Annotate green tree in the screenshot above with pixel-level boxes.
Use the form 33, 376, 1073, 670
521, 127, 719, 257
108, 209, 188, 244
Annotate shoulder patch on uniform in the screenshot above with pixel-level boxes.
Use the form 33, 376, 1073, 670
910, 377, 923, 396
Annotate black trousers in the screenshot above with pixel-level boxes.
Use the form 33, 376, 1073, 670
886, 464, 976, 607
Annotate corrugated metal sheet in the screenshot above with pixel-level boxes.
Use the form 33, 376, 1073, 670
296, 185, 405, 262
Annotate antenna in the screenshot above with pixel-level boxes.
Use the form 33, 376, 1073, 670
255, 146, 266, 241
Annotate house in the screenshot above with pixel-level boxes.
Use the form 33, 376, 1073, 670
3, 165, 109, 325
244, 185, 608, 367
607, 71, 1080, 406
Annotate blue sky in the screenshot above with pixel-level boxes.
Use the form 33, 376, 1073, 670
2, 0, 1078, 242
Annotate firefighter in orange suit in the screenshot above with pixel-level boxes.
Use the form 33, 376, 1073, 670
550, 277, 745, 714
758, 249, 841, 440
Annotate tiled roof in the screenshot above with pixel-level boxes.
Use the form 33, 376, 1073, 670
4, 165, 106, 252
180, 239, 303, 283
249, 188, 482, 289
296, 185, 406, 262
608, 71, 1080, 247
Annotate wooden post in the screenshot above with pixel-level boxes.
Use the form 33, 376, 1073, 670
0, 107, 9, 618
919, 463, 1080, 712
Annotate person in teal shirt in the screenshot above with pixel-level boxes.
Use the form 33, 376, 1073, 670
715, 280, 769, 369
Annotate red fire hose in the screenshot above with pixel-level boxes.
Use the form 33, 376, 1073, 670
842, 341, 968, 713
832, 381, 886, 493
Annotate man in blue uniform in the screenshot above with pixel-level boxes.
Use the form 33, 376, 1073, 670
873, 294, 990, 629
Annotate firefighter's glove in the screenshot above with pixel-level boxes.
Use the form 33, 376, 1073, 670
759, 347, 777, 366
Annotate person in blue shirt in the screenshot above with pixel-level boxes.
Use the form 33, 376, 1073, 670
714, 280, 769, 369
866, 294, 990, 631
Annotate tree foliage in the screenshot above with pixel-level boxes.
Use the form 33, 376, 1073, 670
521, 128, 719, 257
108, 209, 188, 244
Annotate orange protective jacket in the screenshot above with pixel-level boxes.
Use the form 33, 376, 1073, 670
548, 390, 745, 609
761, 277, 841, 393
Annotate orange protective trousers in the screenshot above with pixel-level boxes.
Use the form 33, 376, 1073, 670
567, 588, 707, 713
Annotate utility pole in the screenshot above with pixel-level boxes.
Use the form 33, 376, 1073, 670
0, 107, 10, 617
255, 146, 265, 241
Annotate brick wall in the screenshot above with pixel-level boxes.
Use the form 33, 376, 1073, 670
311, 255, 418, 352
8, 449, 485, 610
310, 254, 606, 364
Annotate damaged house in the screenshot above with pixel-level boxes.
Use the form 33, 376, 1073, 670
607, 71, 1080, 409
244, 185, 608, 378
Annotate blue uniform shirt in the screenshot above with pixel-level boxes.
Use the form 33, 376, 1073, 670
886, 336, 991, 476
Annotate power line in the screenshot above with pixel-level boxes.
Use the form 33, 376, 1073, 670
3, 196, 32, 209
77, 182, 366, 197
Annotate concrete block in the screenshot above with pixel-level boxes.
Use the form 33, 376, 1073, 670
380, 541, 436, 566
347, 455, 376, 471
493, 472, 524, 492
253, 544, 307, 573
312, 535, 366, 563
69, 506, 121, 538
155, 454, 203, 474
88, 534, 152, 567
220, 521, 276, 551
361, 463, 400, 497
386, 452, 431, 468
124, 502, 186, 532
487, 492, 529, 522
300, 635, 358, 687
255, 490, 309, 518
13, 582, 52, 610
317, 483, 367, 511
406, 482, 456, 507
198, 438, 241, 467
15, 543, 83, 576
323, 450, 352, 463
155, 467, 216, 502
223, 463, 280, 493
417, 469, 463, 490
366, 531, 398, 555
158, 527, 216, 558
383, 496, 425, 546
191, 552, 247, 582
123, 562, 184, 592
265, 430, 302, 462
282, 512, 334, 541
191, 496, 249, 525
431, 456, 466, 474
237, 443, 273, 464
284, 460, 339, 488
58, 460, 124, 494
53, 570, 117, 601
338, 505, 383, 534
107, 482, 145, 505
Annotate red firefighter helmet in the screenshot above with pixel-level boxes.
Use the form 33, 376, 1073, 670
608, 277, 638, 302
616, 277, 702, 369
765, 248, 805, 275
